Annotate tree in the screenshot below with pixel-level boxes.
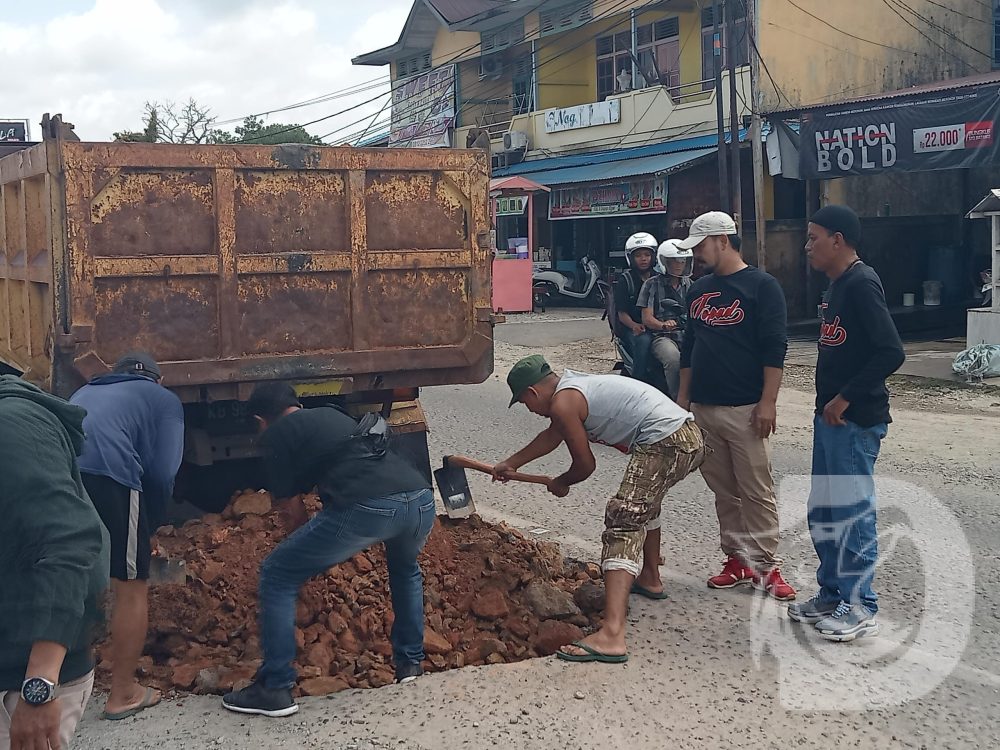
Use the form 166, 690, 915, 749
114, 101, 323, 145
114, 99, 216, 143
232, 116, 323, 145
112, 107, 159, 142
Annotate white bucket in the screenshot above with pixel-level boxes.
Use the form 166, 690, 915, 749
923, 280, 942, 306
902, 293, 915, 307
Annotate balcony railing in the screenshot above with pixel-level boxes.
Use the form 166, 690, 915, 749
501, 66, 751, 156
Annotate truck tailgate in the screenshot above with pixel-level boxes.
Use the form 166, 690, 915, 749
57, 142, 494, 399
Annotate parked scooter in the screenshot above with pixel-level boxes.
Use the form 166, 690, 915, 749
532, 256, 606, 310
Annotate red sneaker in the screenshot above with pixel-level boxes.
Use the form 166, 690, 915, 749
753, 568, 797, 601
707, 556, 754, 589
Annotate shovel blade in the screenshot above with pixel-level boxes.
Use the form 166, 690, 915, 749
433, 463, 475, 519
149, 556, 187, 586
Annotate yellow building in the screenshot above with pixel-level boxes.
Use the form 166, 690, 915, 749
354, 0, 753, 273
355, 0, 998, 321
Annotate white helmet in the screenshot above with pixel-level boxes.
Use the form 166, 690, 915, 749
656, 239, 693, 278
625, 232, 657, 266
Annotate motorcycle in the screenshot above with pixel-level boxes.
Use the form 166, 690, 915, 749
532, 255, 607, 311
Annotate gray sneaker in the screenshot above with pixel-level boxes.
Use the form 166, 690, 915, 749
787, 595, 841, 624
814, 602, 879, 642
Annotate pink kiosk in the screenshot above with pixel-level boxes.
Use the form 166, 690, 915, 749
490, 176, 548, 313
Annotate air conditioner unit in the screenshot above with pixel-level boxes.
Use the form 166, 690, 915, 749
503, 130, 529, 152
480, 56, 505, 79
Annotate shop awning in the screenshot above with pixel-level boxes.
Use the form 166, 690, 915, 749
511, 147, 717, 187
493, 129, 747, 180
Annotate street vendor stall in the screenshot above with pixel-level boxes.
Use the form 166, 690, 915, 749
967, 190, 1000, 345
490, 176, 549, 313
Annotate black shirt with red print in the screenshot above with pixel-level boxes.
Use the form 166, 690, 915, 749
816, 261, 905, 427
680, 265, 788, 407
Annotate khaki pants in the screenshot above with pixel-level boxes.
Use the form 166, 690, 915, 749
691, 403, 781, 569
0, 670, 94, 750
602, 420, 706, 576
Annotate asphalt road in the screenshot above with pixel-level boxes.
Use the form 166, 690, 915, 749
75, 318, 1000, 750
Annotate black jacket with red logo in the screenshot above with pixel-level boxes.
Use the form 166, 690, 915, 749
680, 266, 787, 406
816, 262, 905, 427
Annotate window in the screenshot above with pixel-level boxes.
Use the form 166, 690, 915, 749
512, 55, 533, 114
481, 19, 525, 54
701, 1, 749, 89
539, 1, 594, 37
397, 52, 431, 80
994, 1, 1000, 70
596, 18, 681, 101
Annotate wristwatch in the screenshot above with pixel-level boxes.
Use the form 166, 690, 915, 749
20, 676, 58, 705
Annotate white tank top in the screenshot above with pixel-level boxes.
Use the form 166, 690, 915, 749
554, 370, 693, 453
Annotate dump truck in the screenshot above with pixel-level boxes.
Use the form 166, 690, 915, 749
0, 114, 497, 512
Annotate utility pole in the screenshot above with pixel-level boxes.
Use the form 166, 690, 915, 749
713, 0, 730, 213
726, 0, 742, 224
749, 0, 767, 270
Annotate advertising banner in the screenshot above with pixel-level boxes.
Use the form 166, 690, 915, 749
799, 84, 1000, 178
0, 120, 29, 142
389, 65, 456, 148
549, 176, 666, 219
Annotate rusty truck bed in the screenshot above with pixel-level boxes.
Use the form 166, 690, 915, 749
0, 127, 494, 400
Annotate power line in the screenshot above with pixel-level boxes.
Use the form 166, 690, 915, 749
887, 0, 991, 61
921, 0, 992, 24
748, 8, 794, 109
214, 77, 391, 128
881, 0, 985, 72
401, 0, 638, 146
784, 0, 926, 55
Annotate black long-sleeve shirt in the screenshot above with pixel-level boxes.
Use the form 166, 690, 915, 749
816, 262, 905, 427
680, 266, 788, 406
259, 406, 429, 507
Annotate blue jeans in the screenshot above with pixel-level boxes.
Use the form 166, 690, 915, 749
807, 416, 887, 614
256, 489, 435, 690
622, 330, 653, 383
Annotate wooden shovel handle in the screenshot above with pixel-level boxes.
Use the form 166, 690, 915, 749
445, 455, 551, 486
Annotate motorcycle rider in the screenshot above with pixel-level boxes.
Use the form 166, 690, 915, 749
639, 240, 693, 398
614, 233, 658, 383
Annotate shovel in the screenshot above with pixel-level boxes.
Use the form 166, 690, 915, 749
433, 455, 551, 519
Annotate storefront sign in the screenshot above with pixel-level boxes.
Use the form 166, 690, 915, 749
800, 84, 1000, 178
0, 120, 28, 142
544, 100, 621, 133
389, 65, 456, 148
549, 177, 666, 219
496, 195, 528, 215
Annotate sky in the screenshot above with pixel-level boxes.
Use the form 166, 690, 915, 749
2, 0, 411, 142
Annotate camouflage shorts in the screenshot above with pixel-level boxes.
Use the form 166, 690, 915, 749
602, 420, 706, 574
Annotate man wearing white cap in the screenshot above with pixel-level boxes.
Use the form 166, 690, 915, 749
675, 212, 795, 601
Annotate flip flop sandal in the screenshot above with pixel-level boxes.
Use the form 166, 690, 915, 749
630, 583, 668, 600
556, 641, 629, 664
101, 686, 162, 721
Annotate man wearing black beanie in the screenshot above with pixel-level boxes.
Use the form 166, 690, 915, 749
787, 205, 905, 642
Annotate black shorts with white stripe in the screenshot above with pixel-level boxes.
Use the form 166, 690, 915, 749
82, 473, 151, 581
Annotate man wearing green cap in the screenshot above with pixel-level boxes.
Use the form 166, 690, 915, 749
496, 355, 704, 663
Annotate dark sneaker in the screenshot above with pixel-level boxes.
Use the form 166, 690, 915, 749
707, 556, 754, 589
787, 595, 841, 624
395, 662, 423, 685
222, 681, 299, 718
814, 602, 879, 642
